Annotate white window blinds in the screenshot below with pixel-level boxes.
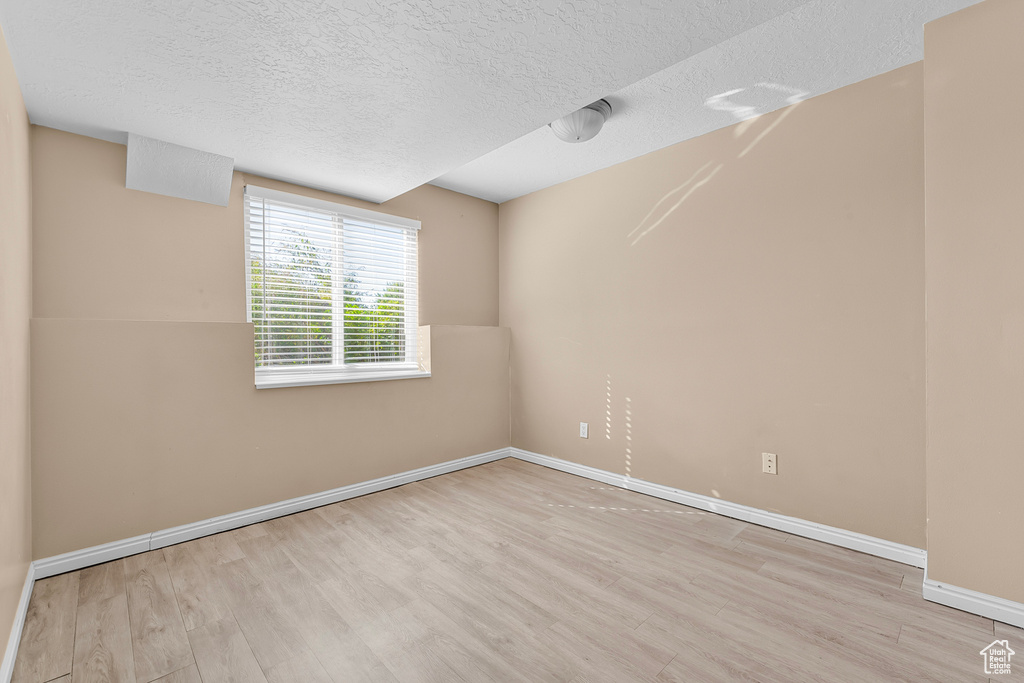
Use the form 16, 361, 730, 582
244, 185, 423, 389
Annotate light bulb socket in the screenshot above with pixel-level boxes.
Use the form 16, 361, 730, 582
584, 99, 612, 119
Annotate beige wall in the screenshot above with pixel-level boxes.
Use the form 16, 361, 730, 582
31, 128, 506, 559
500, 64, 927, 548
924, 0, 1024, 603
0, 26, 32, 650
22, 0, 1024, 609
32, 322, 508, 557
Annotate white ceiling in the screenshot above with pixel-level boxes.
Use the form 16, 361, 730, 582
0, 0, 812, 204
434, 0, 983, 203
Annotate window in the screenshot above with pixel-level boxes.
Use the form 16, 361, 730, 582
244, 185, 425, 389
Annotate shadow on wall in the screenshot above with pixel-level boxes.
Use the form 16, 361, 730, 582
629, 82, 808, 246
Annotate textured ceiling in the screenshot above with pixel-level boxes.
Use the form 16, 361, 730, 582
0, 0, 809, 203
433, 0, 983, 203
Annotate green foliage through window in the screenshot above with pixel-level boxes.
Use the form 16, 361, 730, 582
251, 230, 407, 367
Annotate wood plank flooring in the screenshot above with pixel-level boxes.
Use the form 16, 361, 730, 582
12, 459, 1023, 682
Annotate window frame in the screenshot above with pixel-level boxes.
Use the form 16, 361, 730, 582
244, 184, 428, 389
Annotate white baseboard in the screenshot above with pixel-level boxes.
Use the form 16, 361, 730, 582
33, 535, 151, 581
32, 447, 510, 580
13, 442, 1021, 678
509, 447, 927, 568
7, 449, 508, 672
150, 448, 509, 549
924, 575, 1024, 629
1, 563, 35, 683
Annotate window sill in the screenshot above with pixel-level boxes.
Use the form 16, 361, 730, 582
255, 369, 431, 390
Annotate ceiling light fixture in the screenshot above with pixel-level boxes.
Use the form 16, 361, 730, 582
549, 99, 612, 143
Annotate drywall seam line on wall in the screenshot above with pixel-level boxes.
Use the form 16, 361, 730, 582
0, 563, 35, 683
508, 447, 928, 568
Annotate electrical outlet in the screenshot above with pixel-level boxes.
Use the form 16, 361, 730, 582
762, 452, 777, 475
579, 422, 589, 439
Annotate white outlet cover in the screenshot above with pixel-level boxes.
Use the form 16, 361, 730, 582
580, 422, 589, 439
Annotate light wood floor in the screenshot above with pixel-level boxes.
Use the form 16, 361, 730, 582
12, 458, 1022, 682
